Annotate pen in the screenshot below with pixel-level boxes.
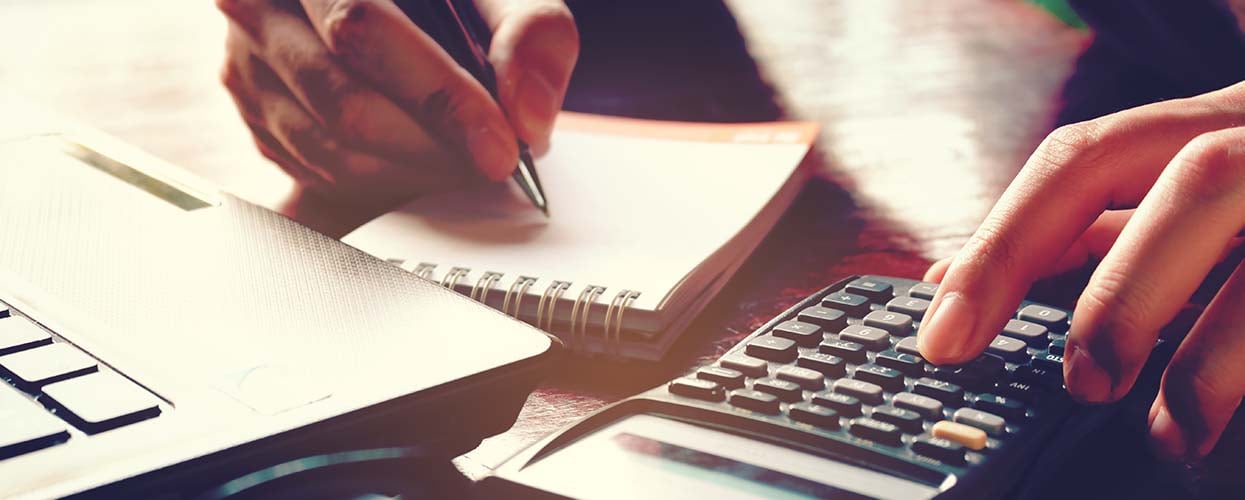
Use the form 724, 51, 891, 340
402, 0, 549, 215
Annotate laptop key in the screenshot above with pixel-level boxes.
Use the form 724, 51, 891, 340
0, 343, 98, 388
0, 387, 68, 459
43, 372, 160, 434
0, 318, 52, 356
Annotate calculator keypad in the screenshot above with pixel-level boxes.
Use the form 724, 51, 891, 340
665, 276, 1072, 472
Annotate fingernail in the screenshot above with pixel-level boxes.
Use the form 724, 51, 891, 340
466, 126, 516, 181
917, 293, 974, 362
1064, 344, 1113, 403
515, 71, 559, 140
1149, 405, 1188, 460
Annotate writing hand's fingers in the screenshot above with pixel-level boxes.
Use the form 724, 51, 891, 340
1149, 260, 1245, 460
299, 0, 519, 180
1065, 126, 1245, 404
474, 0, 578, 152
917, 89, 1245, 364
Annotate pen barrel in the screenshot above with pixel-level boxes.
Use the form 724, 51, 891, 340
394, 0, 498, 97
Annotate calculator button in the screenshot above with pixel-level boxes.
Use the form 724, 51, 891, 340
1014, 365, 1063, 389
969, 355, 1006, 380
849, 418, 902, 446
812, 392, 862, 417
1048, 336, 1066, 355
1002, 319, 1049, 347
771, 320, 823, 347
833, 379, 884, 405
0, 318, 52, 356
745, 336, 798, 363
928, 366, 986, 392
953, 408, 1006, 436
789, 402, 840, 429
986, 336, 1028, 362
932, 420, 987, 450
669, 377, 725, 401
822, 292, 870, 317
0, 387, 69, 459
820, 339, 867, 363
776, 366, 825, 390
728, 389, 780, 415
974, 394, 1026, 420
721, 354, 768, 378
872, 405, 923, 433
853, 364, 904, 392
0, 343, 98, 388
42, 372, 161, 434
863, 311, 913, 336
908, 283, 939, 300
995, 381, 1038, 403
895, 337, 921, 357
885, 297, 930, 320
1032, 352, 1064, 373
754, 378, 803, 402
875, 351, 924, 376
913, 378, 964, 405
797, 353, 846, 378
893, 392, 944, 420
696, 367, 745, 389
797, 306, 847, 331
1017, 304, 1069, 330
912, 436, 966, 465
846, 278, 894, 301
839, 325, 891, 351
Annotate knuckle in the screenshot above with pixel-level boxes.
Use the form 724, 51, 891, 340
1166, 359, 1241, 419
1027, 121, 1107, 181
323, 0, 375, 56
959, 221, 1023, 279
1171, 131, 1245, 199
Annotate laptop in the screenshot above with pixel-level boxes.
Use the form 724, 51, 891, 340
0, 96, 560, 498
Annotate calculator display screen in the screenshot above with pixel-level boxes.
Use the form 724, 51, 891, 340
516, 414, 941, 500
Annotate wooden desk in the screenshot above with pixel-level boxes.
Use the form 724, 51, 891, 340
2, 1, 1239, 497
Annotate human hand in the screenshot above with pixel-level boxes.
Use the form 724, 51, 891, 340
216, 0, 577, 206
917, 81, 1245, 461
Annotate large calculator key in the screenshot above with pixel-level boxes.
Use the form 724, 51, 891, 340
776, 365, 825, 390
797, 353, 846, 378
908, 283, 939, 300
754, 378, 803, 402
863, 311, 912, 337
846, 278, 894, 301
913, 378, 964, 405
0, 343, 98, 388
1002, 319, 1049, 347
721, 355, 768, 378
771, 320, 823, 348
932, 420, 987, 451
839, 325, 891, 351
885, 297, 930, 320
813, 392, 862, 417
697, 366, 745, 389
797, 306, 847, 331
745, 336, 798, 363
912, 436, 966, 465
728, 389, 780, 415
822, 292, 870, 317
994, 381, 1038, 403
1049, 336, 1066, 355
849, 418, 902, 446
669, 377, 725, 401
1032, 353, 1064, 373
895, 337, 922, 357
833, 379, 884, 405
853, 364, 904, 392
953, 408, 1006, 436
1018, 304, 1069, 330
872, 405, 923, 433
789, 402, 840, 429
820, 339, 867, 363
42, 372, 161, 434
1014, 365, 1063, 389
0, 318, 52, 355
0, 387, 69, 459
893, 392, 944, 420
986, 336, 1028, 362
876, 351, 924, 376
974, 394, 1026, 420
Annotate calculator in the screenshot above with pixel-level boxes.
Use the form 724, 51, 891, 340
482, 275, 1172, 499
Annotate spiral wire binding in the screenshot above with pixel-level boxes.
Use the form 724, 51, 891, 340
440, 266, 470, 291
412, 262, 437, 280
502, 276, 538, 320
605, 290, 640, 357
537, 281, 572, 332
471, 271, 504, 304
571, 285, 606, 354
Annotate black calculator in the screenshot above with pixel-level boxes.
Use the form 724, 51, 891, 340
482, 275, 1168, 499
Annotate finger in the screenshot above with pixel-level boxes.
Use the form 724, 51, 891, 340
1065, 126, 1245, 403
924, 258, 952, 283
300, 0, 519, 180
474, 0, 578, 150
1148, 259, 1245, 460
1049, 210, 1133, 275
917, 87, 1245, 364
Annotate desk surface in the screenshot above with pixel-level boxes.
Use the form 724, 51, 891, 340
2, 1, 1241, 498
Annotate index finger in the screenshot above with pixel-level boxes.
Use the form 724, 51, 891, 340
917, 91, 1245, 364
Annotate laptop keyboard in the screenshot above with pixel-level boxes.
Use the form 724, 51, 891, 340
0, 308, 162, 460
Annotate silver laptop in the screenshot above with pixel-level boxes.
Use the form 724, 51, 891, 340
0, 97, 560, 498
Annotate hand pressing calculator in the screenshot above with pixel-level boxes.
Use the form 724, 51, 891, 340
482, 275, 1169, 500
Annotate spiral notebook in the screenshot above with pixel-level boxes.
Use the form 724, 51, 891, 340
343, 113, 817, 360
